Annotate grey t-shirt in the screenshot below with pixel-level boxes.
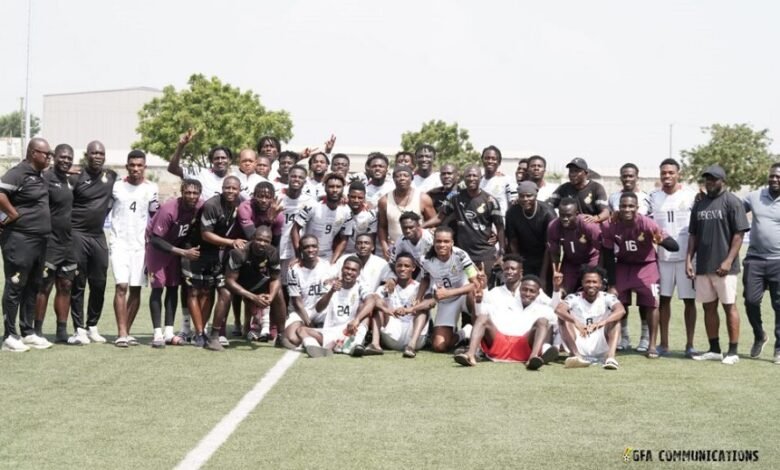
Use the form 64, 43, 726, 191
744, 188, 780, 260
689, 190, 750, 275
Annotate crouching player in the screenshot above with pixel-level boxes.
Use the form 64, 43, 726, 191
297, 256, 373, 357
454, 256, 557, 370
555, 266, 626, 370
358, 252, 435, 358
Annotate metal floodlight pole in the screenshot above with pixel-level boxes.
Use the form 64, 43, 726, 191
23, 0, 32, 148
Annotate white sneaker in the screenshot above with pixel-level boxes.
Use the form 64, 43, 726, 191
636, 336, 650, 353
218, 335, 229, 347
22, 334, 53, 349
2, 335, 30, 352
564, 356, 591, 369
87, 326, 106, 343
67, 331, 86, 345
721, 354, 740, 365
693, 351, 723, 361
76, 327, 91, 344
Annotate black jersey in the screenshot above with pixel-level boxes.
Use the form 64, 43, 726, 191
0, 160, 50, 235
70, 168, 118, 235
227, 244, 281, 292
43, 168, 73, 242
198, 194, 240, 255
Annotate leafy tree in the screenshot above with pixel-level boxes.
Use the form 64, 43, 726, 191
400, 120, 480, 169
134, 74, 293, 168
681, 124, 777, 191
0, 111, 40, 137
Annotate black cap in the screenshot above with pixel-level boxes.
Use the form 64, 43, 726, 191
701, 164, 726, 180
566, 157, 588, 171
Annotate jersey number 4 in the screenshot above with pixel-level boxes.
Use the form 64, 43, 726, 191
129, 201, 137, 212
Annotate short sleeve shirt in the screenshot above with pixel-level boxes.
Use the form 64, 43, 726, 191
601, 214, 666, 264
688, 190, 750, 275
0, 161, 50, 235
42, 169, 73, 243
548, 180, 608, 216
227, 244, 281, 292
505, 201, 556, 266
440, 190, 503, 263
546, 216, 602, 267
743, 188, 780, 260
70, 168, 119, 235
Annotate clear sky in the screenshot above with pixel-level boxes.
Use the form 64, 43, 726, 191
2, 0, 779, 173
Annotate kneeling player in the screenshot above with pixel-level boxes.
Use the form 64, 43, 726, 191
360, 253, 435, 358
454, 261, 557, 370
297, 257, 373, 357
555, 266, 626, 370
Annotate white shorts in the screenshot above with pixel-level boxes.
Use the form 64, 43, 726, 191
695, 273, 738, 304
575, 330, 609, 359
380, 316, 429, 351
284, 309, 326, 328
110, 247, 146, 287
433, 295, 469, 328
318, 325, 347, 348
659, 261, 695, 299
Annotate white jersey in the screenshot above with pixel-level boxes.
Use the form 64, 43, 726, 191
335, 253, 392, 292
563, 291, 619, 326
419, 247, 474, 304
480, 174, 517, 216
390, 229, 434, 266
303, 178, 326, 200
608, 189, 649, 215
278, 191, 314, 259
287, 260, 335, 312
376, 280, 421, 323
294, 201, 352, 260
322, 282, 370, 329
271, 177, 289, 195
110, 179, 159, 251
365, 179, 395, 206
481, 285, 556, 336
536, 182, 558, 203
342, 209, 378, 254
233, 170, 267, 201
646, 187, 697, 262
184, 166, 225, 201
413, 172, 441, 193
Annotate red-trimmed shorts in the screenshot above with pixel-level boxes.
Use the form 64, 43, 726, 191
481, 331, 531, 363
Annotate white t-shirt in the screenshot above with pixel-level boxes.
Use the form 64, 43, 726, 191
563, 292, 619, 326
480, 174, 517, 216
322, 282, 371, 329
184, 166, 225, 201
536, 182, 559, 203
342, 209, 378, 254
646, 187, 697, 262
110, 179, 159, 251
413, 172, 441, 193
481, 285, 555, 336
278, 191, 314, 259
365, 179, 395, 207
334, 253, 392, 292
294, 201, 353, 260
233, 170, 267, 201
287, 260, 335, 312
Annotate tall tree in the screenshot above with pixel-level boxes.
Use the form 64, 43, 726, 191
0, 111, 41, 137
134, 74, 293, 168
681, 124, 777, 191
400, 120, 480, 169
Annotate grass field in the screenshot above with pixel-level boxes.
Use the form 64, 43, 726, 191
2, 267, 779, 469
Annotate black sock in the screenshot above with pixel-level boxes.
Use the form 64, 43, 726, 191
56, 321, 67, 336
708, 338, 721, 354
727, 342, 738, 356
34, 319, 44, 336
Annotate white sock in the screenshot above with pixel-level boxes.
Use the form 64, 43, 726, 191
302, 337, 319, 348
640, 322, 649, 337
153, 327, 163, 340
163, 326, 174, 338
260, 307, 270, 334
354, 324, 368, 345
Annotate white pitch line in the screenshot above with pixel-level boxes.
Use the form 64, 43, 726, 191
175, 350, 300, 470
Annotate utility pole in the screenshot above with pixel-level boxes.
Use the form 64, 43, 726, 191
23, 0, 32, 146
668, 123, 674, 159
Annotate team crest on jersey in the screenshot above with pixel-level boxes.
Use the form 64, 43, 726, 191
579, 234, 587, 244
476, 203, 486, 214
450, 264, 458, 274
350, 292, 357, 304
584, 193, 592, 205
10, 272, 20, 284
101, 172, 108, 183
637, 232, 645, 242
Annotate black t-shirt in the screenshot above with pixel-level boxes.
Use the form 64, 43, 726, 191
0, 160, 50, 236
440, 190, 503, 263
428, 186, 456, 212
505, 200, 556, 266
689, 190, 750, 275
198, 194, 240, 255
70, 168, 118, 235
548, 180, 608, 216
43, 169, 73, 242
227, 244, 281, 292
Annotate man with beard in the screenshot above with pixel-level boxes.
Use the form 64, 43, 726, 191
304, 151, 329, 200
182, 176, 244, 347
341, 181, 378, 254
412, 144, 440, 193
505, 181, 555, 282
601, 192, 679, 359
546, 198, 602, 295
291, 173, 352, 263
167, 130, 231, 201
526, 155, 558, 202
110, 150, 159, 348
548, 158, 609, 223
69, 140, 119, 344
378, 165, 436, 260
479, 145, 517, 216
687, 165, 749, 365
207, 226, 283, 351
365, 152, 395, 207
0, 138, 52, 351
35, 144, 76, 344
145, 179, 203, 347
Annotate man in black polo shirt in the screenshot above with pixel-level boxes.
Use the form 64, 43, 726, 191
69, 140, 119, 345
0, 138, 53, 352
505, 181, 555, 287
548, 158, 610, 224
34, 144, 77, 344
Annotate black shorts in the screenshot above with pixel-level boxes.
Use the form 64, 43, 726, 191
1, 231, 47, 287
182, 251, 225, 289
72, 231, 109, 281
43, 237, 77, 281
